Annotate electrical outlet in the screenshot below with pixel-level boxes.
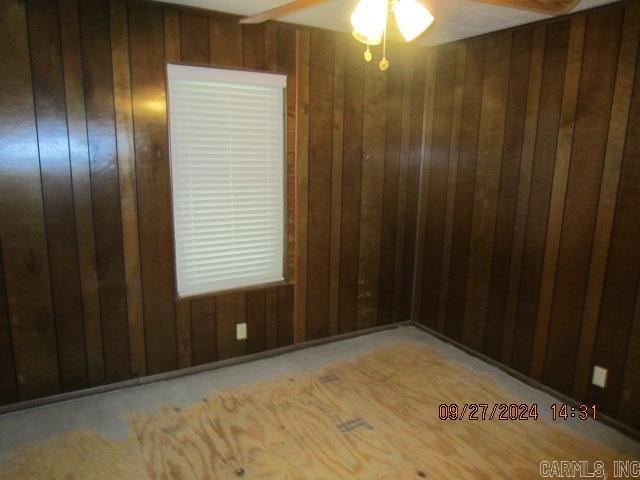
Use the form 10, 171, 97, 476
236, 322, 247, 341
592, 365, 607, 388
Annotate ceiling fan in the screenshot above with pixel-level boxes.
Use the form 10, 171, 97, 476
240, 0, 581, 70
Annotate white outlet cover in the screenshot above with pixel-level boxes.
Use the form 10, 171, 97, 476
236, 323, 247, 341
592, 365, 607, 388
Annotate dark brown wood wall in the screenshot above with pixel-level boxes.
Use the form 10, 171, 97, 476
0, 0, 424, 405
414, 0, 640, 429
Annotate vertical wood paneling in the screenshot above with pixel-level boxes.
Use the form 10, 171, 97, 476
294, 28, 310, 342
482, 27, 532, 359
128, 2, 177, 374
573, 2, 640, 399
357, 58, 387, 330
510, 20, 570, 374
542, 7, 623, 393
444, 38, 486, 340
242, 23, 265, 70
209, 14, 242, 67
462, 31, 512, 349
338, 39, 364, 333
246, 290, 266, 354
0, 235, 18, 404
619, 284, 640, 429
216, 292, 246, 360
27, 0, 87, 391
378, 43, 405, 326
111, 0, 146, 378
419, 46, 456, 328
329, 35, 346, 335
164, 7, 192, 370
180, 13, 209, 63
529, 15, 585, 379
59, 0, 104, 386
1, 0, 59, 400
265, 287, 279, 350
277, 284, 294, 347
190, 298, 216, 365
501, 25, 545, 363
306, 30, 334, 340
79, 0, 131, 382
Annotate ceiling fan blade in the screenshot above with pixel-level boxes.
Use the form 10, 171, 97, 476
239, 0, 333, 24
468, 0, 581, 14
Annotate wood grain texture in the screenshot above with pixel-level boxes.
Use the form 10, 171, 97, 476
0, 234, 18, 404
338, 39, 364, 334
293, 28, 310, 343
246, 289, 267, 354
216, 292, 246, 360
128, 2, 177, 375
529, 14, 585, 380
180, 12, 209, 63
209, 13, 242, 67
27, 0, 87, 392
542, 7, 623, 394
111, 0, 146, 379
190, 298, 217, 365
482, 27, 532, 359
357, 58, 387, 330
59, 0, 104, 387
306, 29, 334, 340
79, 0, 131, 383
329, 36, 345, 336
573, 1, 640, 400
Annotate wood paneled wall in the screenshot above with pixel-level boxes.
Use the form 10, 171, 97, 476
414, 0, 640, 429
0, 0, 424, 405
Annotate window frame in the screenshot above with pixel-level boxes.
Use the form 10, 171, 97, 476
165, 61, 289, 301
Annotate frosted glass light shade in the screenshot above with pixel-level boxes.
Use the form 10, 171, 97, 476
393, 0, 434, 42
351, 0, 388, 45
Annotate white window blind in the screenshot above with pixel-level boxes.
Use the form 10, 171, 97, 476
167, 64, 286, 298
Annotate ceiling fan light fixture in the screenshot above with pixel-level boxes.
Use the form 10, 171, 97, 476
351, 0, 388, 45
393, 0, 434, 42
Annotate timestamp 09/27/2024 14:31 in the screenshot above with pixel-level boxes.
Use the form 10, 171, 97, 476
437, 403, 598, 422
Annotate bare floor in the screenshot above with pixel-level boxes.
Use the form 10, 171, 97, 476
0, 326, 638, 479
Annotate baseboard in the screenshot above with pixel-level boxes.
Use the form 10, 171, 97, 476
0, 320, 411, 417
410, 320, 640, 442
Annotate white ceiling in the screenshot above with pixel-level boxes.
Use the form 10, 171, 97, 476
159, 0, 619, 46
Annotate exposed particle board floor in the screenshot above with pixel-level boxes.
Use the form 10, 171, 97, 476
0, 326, 638, 479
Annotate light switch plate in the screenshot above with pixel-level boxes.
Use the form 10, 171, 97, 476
592, 365, 607, 388
236, 322, 247, 341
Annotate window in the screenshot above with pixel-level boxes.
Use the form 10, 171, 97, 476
167, 64, 286, 298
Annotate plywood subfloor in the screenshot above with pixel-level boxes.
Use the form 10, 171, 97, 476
0, 342, 634, 479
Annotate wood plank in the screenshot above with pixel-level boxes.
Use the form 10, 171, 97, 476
58, 0, 104, 386
294, 28, 310, 342
436, 44, 466, 334
164, 7, 192, 370
510, 20, 569, 374
246, 289, 267, 354
542, 7, 623, 393
392, 56, 413, 323
500, 25, 545, 364
338, 38, 364, 333
209, 13, 242, 67
27, 0, 87, 391
128, 1, 178, 374
216, 292, 246, 360
306, 29, 334, 339
619, 282, 640, 429
111, 0, 146, 379
401, 52, 427, 321
573, 1, 640, 400
587, 12, 640, 414
529, 15, 585, 380
190, 298, 216, 365
482, 27, 533, 360
329, 35, 346, 335
79, 0, 130, 383
357, 50, 387, 330
242, 23, 265, 70
180, 12, 209, 63
264, 23, 278, 73
0, 0, 59, 400
278, 25, 297, 282
0, 234, 18, 404
377, 43, 405, 326
418, 46, 456, 329
443, 38, 486, 341
266, 287, 279, 349
461, 31, 512, 349
277, 284, 294, 347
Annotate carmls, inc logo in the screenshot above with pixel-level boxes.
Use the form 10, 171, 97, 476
540, 460, 640, 478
